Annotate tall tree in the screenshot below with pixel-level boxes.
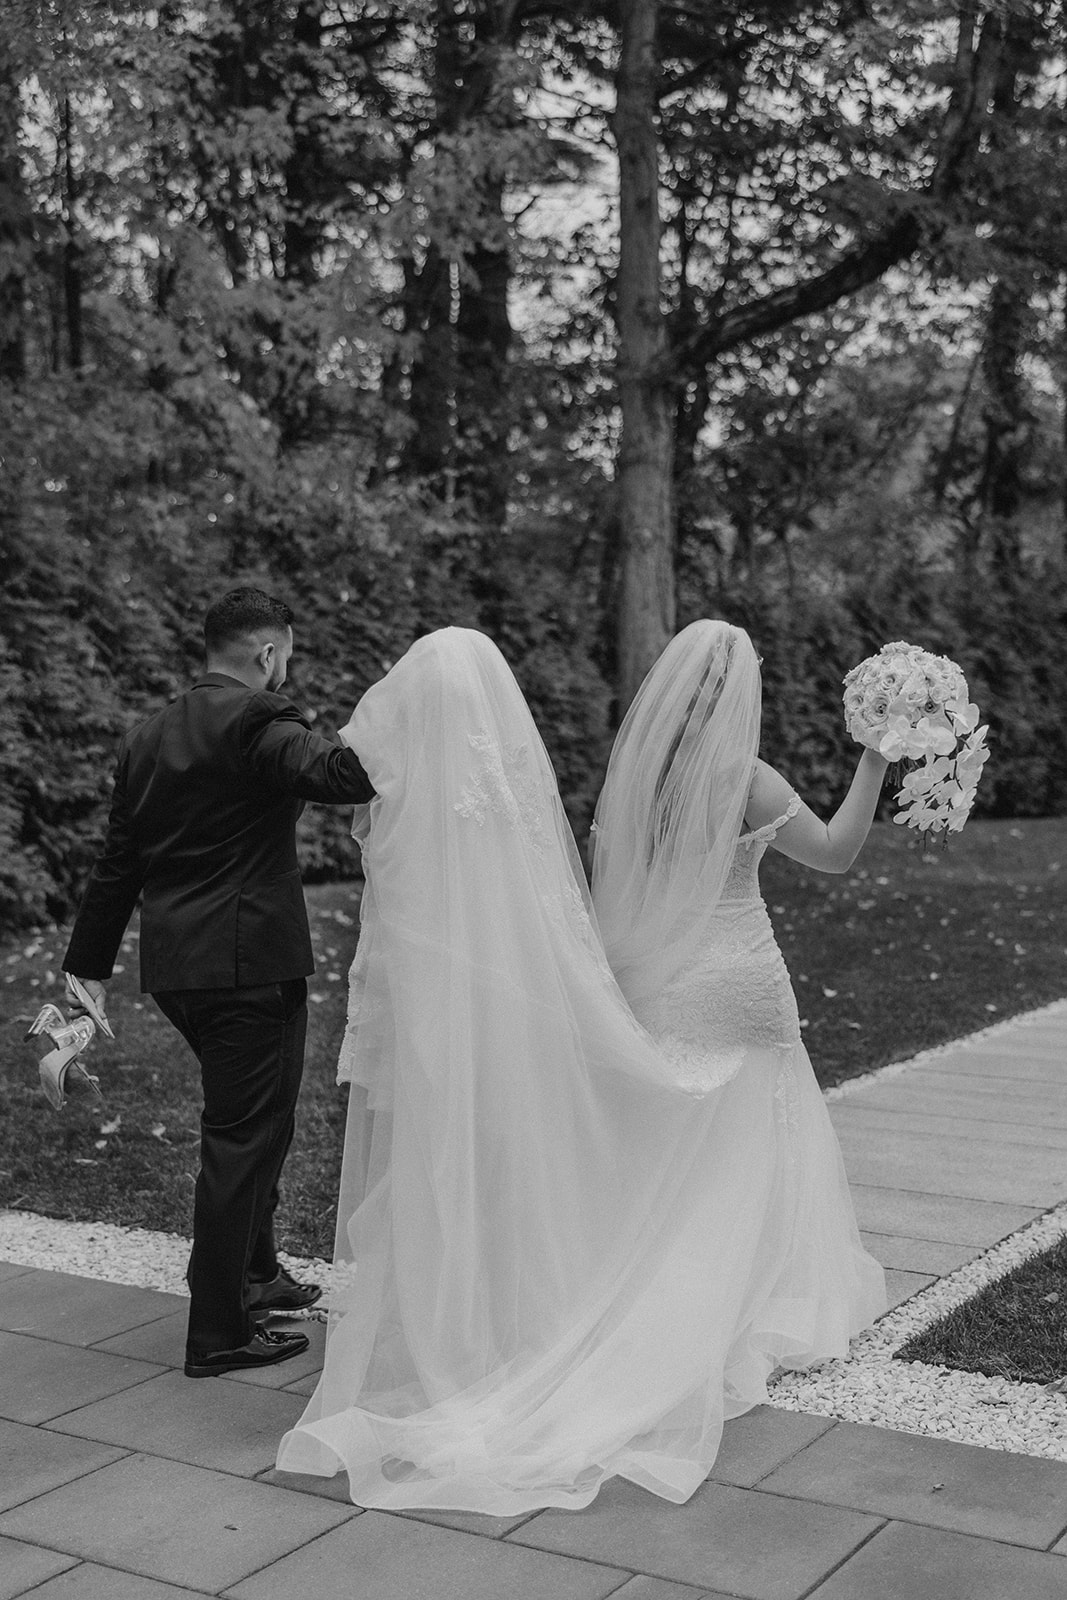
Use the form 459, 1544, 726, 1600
0, 52, 31, 384
603, 0, 1010, 704
613, 0, 675, 706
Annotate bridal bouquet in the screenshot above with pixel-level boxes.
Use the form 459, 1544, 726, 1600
842, 641, 989, 836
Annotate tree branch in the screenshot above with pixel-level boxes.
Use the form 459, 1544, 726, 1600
664, 6, 1007, 382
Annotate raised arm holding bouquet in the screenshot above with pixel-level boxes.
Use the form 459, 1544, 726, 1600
842, 642, 989, 838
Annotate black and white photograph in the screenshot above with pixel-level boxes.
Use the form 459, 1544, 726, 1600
2, 2, 1067, 1596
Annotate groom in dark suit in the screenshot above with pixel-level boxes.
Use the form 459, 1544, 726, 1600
63, 587, 375, 1377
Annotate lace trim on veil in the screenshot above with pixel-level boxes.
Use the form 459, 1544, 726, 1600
454, 728, 548, 853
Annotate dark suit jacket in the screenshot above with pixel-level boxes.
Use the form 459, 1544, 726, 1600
63, 673, 375, 992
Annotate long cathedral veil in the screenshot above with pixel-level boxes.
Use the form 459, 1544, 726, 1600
276, 628, 769, 1510
591, 620, 762, 1007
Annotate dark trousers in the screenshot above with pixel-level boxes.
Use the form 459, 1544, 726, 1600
152, 980, 308, 1353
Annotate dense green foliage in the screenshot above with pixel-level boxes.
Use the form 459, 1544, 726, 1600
2, 2, 1066, 931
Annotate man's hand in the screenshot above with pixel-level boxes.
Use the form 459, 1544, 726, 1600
64, 974, 114, 1038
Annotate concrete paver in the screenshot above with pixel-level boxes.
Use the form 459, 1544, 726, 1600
507, 1475, 882, 1600
280, 1363, 325, 1397
761, 1419, 1067, 1548
609, 1581, 727, 1600
395, 1504, 546, 1540
808, 1519, 1067, 1600
46, 1368, 308, 1477
0, 1270, 182, 1347
881, 1268, 934, 1307
707, 1407, 836, 1489
930, 1043, 1067, 1077
88, 1308, 188, 1366
833, 1101, 1067, 1151
13, 1566, 218, 1600
254, 1463, 357, 1507
831, 1124, 1067, 1206
224, 1507, 628, 1600
0, 1417, 125, 1513
0, 1331, 162, 1426
847, 1184, 1038, 1246
837, 1072, 1067, 1127
5, 1005, 1067, 1599
0, 1536, 77, 1600
0, 1452, 358, 1592
857, 1231, 976, 1276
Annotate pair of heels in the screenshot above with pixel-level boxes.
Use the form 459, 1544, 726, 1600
25, 1004, 102, 1111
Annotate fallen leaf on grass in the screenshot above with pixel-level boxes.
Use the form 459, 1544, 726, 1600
151, 1124, 170, 1142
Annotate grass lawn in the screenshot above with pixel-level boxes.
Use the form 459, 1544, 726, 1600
1, 816, 1065, 1261
895, 1236, 1067, 1385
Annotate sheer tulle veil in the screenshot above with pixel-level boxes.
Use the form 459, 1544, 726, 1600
592, 620, 762, 1006
277, 627, 739, 1510
276, 625, 880, 1512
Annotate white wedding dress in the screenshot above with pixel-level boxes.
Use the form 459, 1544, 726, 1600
633, 795, 885, 1374
276, 627, 884, 1514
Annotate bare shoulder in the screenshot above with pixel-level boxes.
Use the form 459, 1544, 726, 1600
744, 758, 799, 831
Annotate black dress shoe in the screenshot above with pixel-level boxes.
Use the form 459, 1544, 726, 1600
184, 1326, 310, 1379
248, 1265, 322, 1321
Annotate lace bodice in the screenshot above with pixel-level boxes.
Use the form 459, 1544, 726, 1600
634, 792, 803, 1091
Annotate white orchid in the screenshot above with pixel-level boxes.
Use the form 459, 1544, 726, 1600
948, 700, 981, 735
844, 642, 989, 839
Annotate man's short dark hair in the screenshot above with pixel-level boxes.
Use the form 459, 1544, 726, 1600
204, 588, 295, 654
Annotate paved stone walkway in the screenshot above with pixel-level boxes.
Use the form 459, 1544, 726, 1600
4, 1006, 1067, 1599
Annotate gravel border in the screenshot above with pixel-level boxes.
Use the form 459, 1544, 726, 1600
4, 999, 1067, 1455
0, 1209, 331, 1317
773, 997, 1067, 1459
769, 1199, 1067, 1460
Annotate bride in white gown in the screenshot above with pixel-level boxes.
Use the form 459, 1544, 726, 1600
276, 625, 885, 1514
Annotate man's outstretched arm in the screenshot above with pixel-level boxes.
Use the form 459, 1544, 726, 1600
241, 693, 376, 804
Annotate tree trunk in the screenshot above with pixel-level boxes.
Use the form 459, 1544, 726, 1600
400, 0, 463, 489
976, 6, 1038, 575
61, 95, 83, 371
0, 56, 30, 383
1062, 278, 1067, 543
613, 0, 675, 712
455, 184, 511, 531
453, 5, 513, 532
978, 280, 1028, 534
283, 0, 325, 287
401, 242, 456, 486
